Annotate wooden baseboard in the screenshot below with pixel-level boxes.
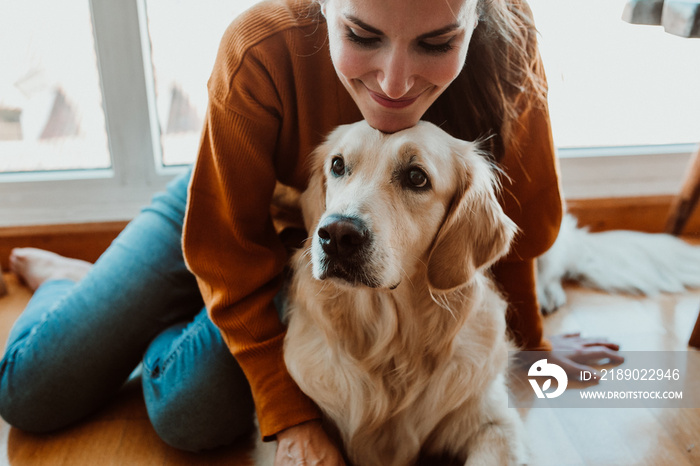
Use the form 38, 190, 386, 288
0, 221, 128, 272
567, 195, 700, 234
1, 195, 699, 272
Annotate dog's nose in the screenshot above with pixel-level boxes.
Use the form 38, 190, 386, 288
317, 215, 369, 258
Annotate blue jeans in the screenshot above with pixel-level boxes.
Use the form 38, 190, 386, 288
0, 170, 255, 451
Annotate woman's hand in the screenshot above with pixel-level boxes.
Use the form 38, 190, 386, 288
275, 420, 346, 466
547, 332, 624, 381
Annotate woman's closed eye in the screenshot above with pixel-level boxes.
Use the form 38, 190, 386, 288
418, 29, 463, 55
345, 27, 381, 47
418, 38, 455, 54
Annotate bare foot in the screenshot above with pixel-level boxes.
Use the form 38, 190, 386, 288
9, 248, 93, 291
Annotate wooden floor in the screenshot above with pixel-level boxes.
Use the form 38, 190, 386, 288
0, 271, 699, 465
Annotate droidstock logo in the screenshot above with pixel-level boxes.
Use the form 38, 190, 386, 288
528, 359, 568, 399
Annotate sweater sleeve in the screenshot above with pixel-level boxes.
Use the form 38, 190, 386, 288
495, 99, 564, 351
182, 30, 321, 439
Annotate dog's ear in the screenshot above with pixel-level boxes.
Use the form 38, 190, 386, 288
426, 142, 518, 292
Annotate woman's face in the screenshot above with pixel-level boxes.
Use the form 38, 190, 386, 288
323, 0, 478, 133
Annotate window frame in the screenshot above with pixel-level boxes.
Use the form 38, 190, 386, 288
0, 0, 184, 228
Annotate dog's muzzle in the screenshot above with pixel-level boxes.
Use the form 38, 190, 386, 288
316, 214, 376, 286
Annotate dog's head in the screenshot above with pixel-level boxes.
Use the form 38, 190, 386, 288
301, 120, 517, 292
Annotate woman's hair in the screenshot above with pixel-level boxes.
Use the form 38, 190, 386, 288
424, 0, 548, 162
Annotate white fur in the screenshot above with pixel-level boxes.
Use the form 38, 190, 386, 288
537, 213, 700, 314
255, 121, 526, 465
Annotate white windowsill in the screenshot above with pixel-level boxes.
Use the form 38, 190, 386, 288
559, 147, 696, 200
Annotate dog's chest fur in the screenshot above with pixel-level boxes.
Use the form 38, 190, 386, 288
283, 251, 510, 466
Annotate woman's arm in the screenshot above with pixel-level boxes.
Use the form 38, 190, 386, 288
184, 99, 321, 439
496, 98, 564, 350
182, 15, 323, 439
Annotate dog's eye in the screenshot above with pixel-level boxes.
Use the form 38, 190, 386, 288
407, 167, 430, 189
331, 156, 346, 177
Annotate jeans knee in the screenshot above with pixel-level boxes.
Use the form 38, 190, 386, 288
0, 347, 114, 433
143, 374, 254, 452
141, 312, 255, 451
0, 372, 69, 433
148, 412, 253, 452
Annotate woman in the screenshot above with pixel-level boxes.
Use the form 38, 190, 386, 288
1, 0, 619, 464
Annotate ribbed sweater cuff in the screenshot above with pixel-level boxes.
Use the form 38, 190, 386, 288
236, 332, 322, 440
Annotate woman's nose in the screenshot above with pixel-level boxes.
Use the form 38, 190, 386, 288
376, 48, 416, 99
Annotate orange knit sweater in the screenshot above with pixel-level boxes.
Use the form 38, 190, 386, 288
182, 0, 563, 440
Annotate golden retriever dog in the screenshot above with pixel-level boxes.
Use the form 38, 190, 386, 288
256, 120, 526, 465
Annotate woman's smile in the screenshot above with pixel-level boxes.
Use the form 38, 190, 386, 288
366, 86, 427, 109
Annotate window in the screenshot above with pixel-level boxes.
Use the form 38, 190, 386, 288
529, 0, 700, 199
529, 0, 700, 152
0, 0, 109, 173
0, 0, 260, 227
143, 0, 257, 167
1, 0, 698, 227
